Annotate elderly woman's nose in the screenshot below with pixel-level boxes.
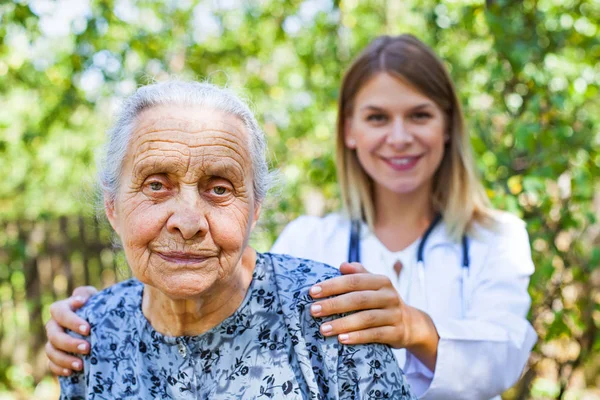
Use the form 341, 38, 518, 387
166, 192, 209, 240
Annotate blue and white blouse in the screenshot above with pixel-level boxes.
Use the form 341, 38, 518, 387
60, 252, 416, 399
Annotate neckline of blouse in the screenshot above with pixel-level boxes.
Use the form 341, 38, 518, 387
359, 222, 422, 261
133, 252, 266, 347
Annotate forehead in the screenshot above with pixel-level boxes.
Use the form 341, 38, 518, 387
354, 73, 436, 109
127, 105, 251, 168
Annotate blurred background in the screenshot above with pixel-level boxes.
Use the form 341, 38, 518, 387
0, 0, 599, 399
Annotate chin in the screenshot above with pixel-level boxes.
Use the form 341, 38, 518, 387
147, 273, 216, 300
385, 181, 422, 195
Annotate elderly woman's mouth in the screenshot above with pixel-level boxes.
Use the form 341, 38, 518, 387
155, 251, 215, 264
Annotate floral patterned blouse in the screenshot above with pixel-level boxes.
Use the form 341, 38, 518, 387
59, 252, 416, 399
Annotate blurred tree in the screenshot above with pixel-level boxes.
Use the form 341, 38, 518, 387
0, 0, 598, 398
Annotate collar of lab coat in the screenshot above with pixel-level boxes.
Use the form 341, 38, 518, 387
426, 221, 460, 249
359, 218, 457, 251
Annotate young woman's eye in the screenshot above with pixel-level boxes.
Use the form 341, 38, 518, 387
412, 112, 432, 121
366, 114, 388, 123
212, 186, 228, 195
149, 182, 163, 191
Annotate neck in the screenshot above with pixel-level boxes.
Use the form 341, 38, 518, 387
142, 247, 256, 337
372, 184, 435, 252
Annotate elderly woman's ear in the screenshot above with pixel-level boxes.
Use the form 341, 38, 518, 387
104, 197, 120, 236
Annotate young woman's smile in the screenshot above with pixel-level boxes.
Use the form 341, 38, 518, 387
379, 154, 424, 171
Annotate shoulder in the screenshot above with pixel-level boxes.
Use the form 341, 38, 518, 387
470, 211, 534, 275
259, 252, 340, 327
471, 211, 529, 245
275, 213, 349, 242
271, 213, 350, 258
263, 252, 341, 291
259, 253, 414, 399
291, 213, 349, 230
76, 279, 143, 327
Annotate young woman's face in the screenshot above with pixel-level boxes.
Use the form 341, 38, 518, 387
345, 73, 447, 198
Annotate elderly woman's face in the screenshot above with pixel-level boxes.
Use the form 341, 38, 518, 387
106, 106, 260, 299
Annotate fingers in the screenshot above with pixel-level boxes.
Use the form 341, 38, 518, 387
48, 359, 72, 377
45, 341, 83, 374
311, 289, 398, 317
44, 291, 93, 378
45, 318, 90, 355
338, 326, 399, 346
49, 299, 90, 336
339, 262, 368, 275
72, 286, 98, 302
317, 309, 399, 338
309, 273, 389, 299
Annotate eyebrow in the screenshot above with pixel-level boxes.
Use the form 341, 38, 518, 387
359, 103, 434, 112
133, 156, 187, 177
133, 155, 247, 184
203, 159, 245, 182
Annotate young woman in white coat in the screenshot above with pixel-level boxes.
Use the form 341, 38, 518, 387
45, 34, 537, 399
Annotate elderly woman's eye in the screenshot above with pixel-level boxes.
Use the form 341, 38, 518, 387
213, 186, 228, 195
149, 182, 163, 191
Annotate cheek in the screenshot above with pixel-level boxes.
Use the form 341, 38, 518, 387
357, 137, 381, 153
119, 198, 169, 249
353, 123, 383, 146
207, 201, 253, 251
416, 122, 446, 152
354, 134, 384, 169
353, 132, 384, 164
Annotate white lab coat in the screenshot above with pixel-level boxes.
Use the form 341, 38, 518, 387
271, 212, 537, 400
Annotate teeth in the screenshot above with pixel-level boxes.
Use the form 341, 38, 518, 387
389, 158, 413, 165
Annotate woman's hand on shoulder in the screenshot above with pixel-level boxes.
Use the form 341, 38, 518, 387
309, 262, 417, 348
309, 262, 440, 370
45, 286, 96, 376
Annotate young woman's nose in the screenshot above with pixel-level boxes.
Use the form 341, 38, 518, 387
166, 188, 209, 240
386, 117, 414, 146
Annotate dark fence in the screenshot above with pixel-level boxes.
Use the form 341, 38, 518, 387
0, 215, 128, 385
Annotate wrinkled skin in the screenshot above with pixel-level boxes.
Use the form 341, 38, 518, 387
45, 105, 263, 375
106, 105, 260, 336
109, 107, 257, 293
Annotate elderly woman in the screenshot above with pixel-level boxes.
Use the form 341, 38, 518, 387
59, 81, 415, 399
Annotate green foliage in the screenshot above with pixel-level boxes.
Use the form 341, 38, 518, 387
0, 0, 599, 398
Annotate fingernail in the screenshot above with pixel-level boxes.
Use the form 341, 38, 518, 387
79, 325, 88, 334
311, 304, 322, 315
77, 343, 87, 352
73, 296, 85, 303
310, 286, 322, 295
72, 361, 80, 369
63, 369, 70, 375
339, 334, 349, 341
321, 324, 332, 333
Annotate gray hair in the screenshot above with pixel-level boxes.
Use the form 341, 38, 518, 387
99, 80, 272, 204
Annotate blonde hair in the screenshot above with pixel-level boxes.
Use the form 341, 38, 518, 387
336, 34, 495, 240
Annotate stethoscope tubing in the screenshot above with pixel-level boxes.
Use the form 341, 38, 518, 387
348, 214, 470, 317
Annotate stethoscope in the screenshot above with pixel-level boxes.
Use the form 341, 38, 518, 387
348, 214, 471, 316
